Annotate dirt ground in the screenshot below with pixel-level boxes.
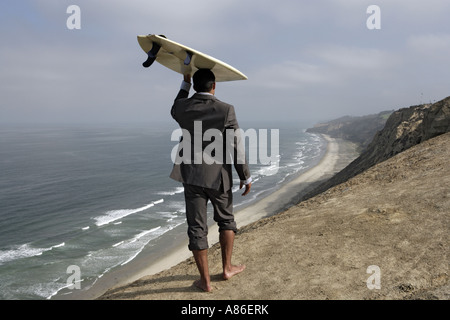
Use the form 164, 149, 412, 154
99, 133, 449, 300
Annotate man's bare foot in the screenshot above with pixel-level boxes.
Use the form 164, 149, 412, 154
194, 279, 212, 292
223, 264, 246, 280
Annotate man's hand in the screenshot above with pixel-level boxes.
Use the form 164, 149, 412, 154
240, 181, 251, 196
183, 74, 191, 84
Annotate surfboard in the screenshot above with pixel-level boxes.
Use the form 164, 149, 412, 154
137, 34, 248, 82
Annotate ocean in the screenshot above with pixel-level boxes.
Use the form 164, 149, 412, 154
0, 121, 326, 300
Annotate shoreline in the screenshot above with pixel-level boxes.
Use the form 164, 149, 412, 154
57, 135, 359, 300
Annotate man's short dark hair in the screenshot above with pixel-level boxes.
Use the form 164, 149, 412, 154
193, 69, 216, 92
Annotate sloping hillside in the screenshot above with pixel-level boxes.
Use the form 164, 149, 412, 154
99, 132, 450, 300
303, 96, 450, 200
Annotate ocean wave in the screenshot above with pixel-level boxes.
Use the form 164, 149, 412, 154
0, 242, 65, 265
129, 226, 161, 244
119, 225, 173, 266
156, 187, 184, 196
44, 224, 179, 299
165, 201, 185, 214
112, 241, 124, 247
257, 162, 281, 177
111, 226, 161, 249
93, 199, 164, 227
157, 211, 182, 222
47, 278, 85, 300
286, 160, 305, 167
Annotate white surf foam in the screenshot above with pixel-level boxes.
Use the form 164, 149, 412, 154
156, 187, 184, 196
93, 199, 165, 227
0, 242, 65, 265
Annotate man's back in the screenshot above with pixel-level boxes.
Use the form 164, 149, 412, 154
170, 91, 249, 191
172, 92, 234, 134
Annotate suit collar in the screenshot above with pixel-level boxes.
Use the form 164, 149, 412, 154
192, 92, 217, 100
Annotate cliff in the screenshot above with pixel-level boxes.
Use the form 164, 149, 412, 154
306, 111, 393, 150
303, 96, 450, 200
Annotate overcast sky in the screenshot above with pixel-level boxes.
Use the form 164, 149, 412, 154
1, 0, 450, 125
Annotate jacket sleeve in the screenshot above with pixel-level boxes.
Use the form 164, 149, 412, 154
225, 106, 251, 182
171, 89, 189, 120
171, 81, 190, 120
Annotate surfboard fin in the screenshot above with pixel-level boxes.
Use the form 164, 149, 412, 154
142, 42, 161, 68
184, 51, 193, 66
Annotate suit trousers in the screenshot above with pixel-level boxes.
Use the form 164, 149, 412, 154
183, 183, 237, 251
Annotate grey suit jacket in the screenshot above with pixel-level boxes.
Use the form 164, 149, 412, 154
170, 90, 250, 191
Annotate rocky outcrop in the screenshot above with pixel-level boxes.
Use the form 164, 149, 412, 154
421, 97, 450, 141
302, 95, 450, 200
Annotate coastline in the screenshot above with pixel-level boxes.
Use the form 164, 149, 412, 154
58, 135, 359, 300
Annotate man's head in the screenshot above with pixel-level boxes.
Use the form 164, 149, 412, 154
193, 69, 216, 93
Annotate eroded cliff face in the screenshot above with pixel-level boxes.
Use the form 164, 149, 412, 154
302, 96, 450, 200
360, 97, 449, 168
306, 111, 392, 150
421, 97, 450, 141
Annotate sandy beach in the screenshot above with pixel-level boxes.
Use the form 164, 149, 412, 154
66, 135, 358, 300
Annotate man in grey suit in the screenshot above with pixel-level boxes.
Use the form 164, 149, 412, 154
170, 69, 251, 292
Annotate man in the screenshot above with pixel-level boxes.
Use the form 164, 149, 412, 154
170, 69, 251, 292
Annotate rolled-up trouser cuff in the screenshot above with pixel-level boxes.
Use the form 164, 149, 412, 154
217, 220, 237, 233
188, 237, 209, 251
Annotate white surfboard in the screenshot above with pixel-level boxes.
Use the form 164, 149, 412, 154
137, 34, 248, 82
